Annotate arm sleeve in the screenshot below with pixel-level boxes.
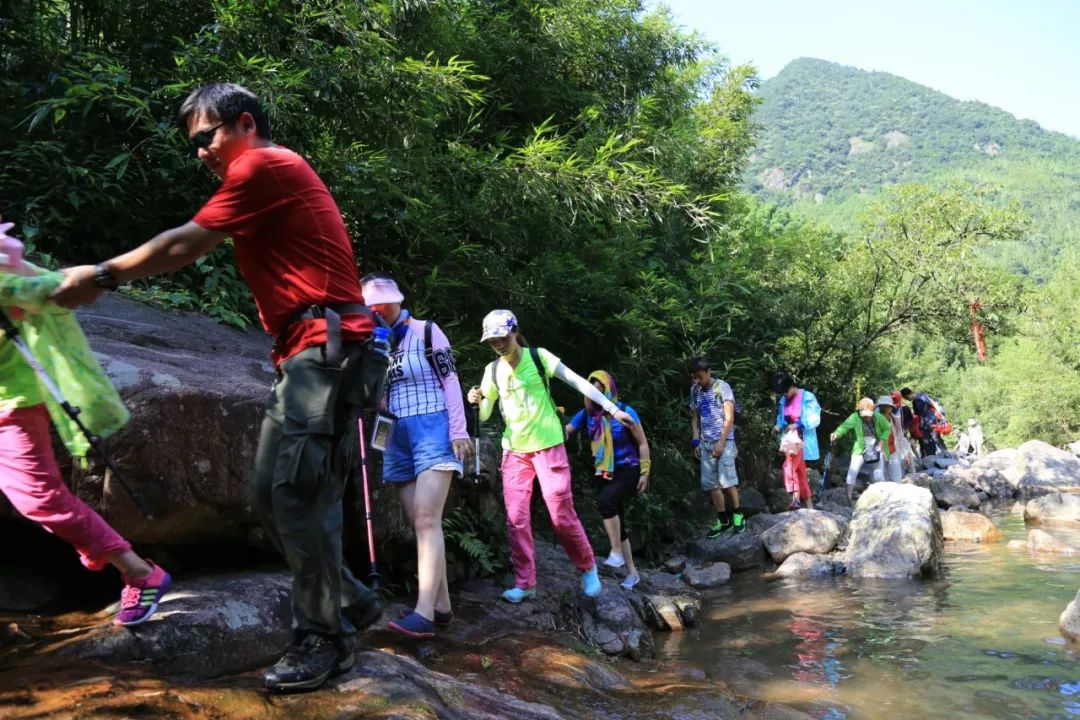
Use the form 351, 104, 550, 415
552, 361, 619, 415
802, 391, 822, 430
0, 269, 61, 312
478, 362, 499, 422
776, 399, 786, 428
429, 322, 468, 440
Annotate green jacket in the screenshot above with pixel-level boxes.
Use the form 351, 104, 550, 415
834, 411, 892, 459
0, 267, 129, 459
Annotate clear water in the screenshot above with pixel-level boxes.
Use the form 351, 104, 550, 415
659, 509, 1080, 720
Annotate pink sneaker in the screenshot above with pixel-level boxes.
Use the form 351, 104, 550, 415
115, 561, 171, 626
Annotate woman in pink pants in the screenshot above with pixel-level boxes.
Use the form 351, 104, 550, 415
0, 219, 169, 626
466, 310, 636, 603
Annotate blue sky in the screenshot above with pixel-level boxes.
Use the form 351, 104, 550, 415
652, 0, 1080, 139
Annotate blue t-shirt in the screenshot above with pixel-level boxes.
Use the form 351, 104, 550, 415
689, 379, 736, 441
569, 402, 642, 467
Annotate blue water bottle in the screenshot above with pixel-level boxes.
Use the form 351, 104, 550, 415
371, 325, 391, 359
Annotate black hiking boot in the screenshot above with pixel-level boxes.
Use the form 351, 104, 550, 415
264, 633, 353, 693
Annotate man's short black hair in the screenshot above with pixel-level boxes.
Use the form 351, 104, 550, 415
688, 357, 710, 374
900, 387, 914, 399
178, 83, 271, 140
771, 371, 794, 394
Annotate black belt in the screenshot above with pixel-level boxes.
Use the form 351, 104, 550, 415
277, 302, 372, 366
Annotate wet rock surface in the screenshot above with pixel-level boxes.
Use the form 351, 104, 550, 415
940, 510, 1002, 543
773, 552, 842, 579
1024, 493, 1080, 526
688, 531, 767, 571
0, 554, 802, 720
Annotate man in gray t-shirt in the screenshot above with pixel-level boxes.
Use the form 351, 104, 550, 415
688, 357, 743, 537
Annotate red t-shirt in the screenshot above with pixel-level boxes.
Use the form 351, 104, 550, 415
192, 146, 372, 364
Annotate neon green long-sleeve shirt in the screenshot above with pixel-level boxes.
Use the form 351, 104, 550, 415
0, 268, 129, 458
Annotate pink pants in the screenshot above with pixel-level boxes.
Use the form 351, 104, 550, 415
502, 444, 595, 589
783, 452, 811, 501
0, 404, 130, 570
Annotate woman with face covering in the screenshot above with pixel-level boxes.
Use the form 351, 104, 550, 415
361, 274, 470, 639
0, 218, 170, 627
565, 370, 650, 590
467, 310, 636, 603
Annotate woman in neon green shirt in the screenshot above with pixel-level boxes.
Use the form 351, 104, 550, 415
467, 309, 635, 603
0, 220, 170, 626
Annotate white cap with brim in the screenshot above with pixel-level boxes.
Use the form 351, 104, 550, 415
482, 309, 517, 342
361, 276, 405, 305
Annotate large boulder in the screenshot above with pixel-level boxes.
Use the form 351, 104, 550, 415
930, 476, 981, 510
842, 483, 943, 579
760, 511, 844, 564
56, 571, 292, 676
1007, 441, 1080, 498
774, 552, 842, 579
1027, 529, 1078, 555
687, 531, 766, 571
940, 509, 1002, 542
943, 465, 1014, 500
682, 562, 732, 589
1061, 589, 1080, 643
1024, 493, 1080, 526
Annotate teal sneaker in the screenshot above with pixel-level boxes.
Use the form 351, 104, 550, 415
582, 566, 602, 597
501, 586, 536, 604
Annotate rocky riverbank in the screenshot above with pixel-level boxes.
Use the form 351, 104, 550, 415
0, 542, 811, 720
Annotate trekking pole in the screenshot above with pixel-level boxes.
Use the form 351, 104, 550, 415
817, 443, 834, 503
356, 414, 380, 590
0, 308, 152, 519
470, 402, 481, 486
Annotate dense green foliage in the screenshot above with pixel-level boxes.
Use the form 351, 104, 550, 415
0, 2, 1036, 569
748, 57, 1080, 448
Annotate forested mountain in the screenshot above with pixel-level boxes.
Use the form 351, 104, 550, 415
743, 58, 1080, 448
747, 58, 1080, 279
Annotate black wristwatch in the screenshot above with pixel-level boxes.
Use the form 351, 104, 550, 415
94, 262, 119, 290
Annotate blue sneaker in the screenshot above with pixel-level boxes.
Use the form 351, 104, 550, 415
388, 611, 436, 639
501, 586, 536, 604
582, 566, 601, 597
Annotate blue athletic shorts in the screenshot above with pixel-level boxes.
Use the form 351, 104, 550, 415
382, 410, 463, 483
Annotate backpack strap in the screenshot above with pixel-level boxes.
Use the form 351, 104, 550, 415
421, 318, 444, 388
528, 346, 563, 425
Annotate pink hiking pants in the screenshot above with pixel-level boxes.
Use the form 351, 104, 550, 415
502, 443, 595, 589
0, 404, 130, 570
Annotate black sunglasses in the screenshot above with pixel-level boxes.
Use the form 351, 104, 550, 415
189, 122, 226, 153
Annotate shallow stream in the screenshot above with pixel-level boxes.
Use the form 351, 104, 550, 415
660, 509, 1080, 719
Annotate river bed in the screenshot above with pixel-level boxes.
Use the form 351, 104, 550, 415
660, 509, 1080, 719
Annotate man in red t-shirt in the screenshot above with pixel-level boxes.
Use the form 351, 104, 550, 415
53, 83, 382, 693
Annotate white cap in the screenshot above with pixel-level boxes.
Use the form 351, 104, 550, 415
361, 275, 404, 305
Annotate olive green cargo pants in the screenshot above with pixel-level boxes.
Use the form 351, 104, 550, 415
252, 343, 379, 640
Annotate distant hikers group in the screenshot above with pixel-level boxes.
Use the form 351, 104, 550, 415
0, 83, 970, 694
